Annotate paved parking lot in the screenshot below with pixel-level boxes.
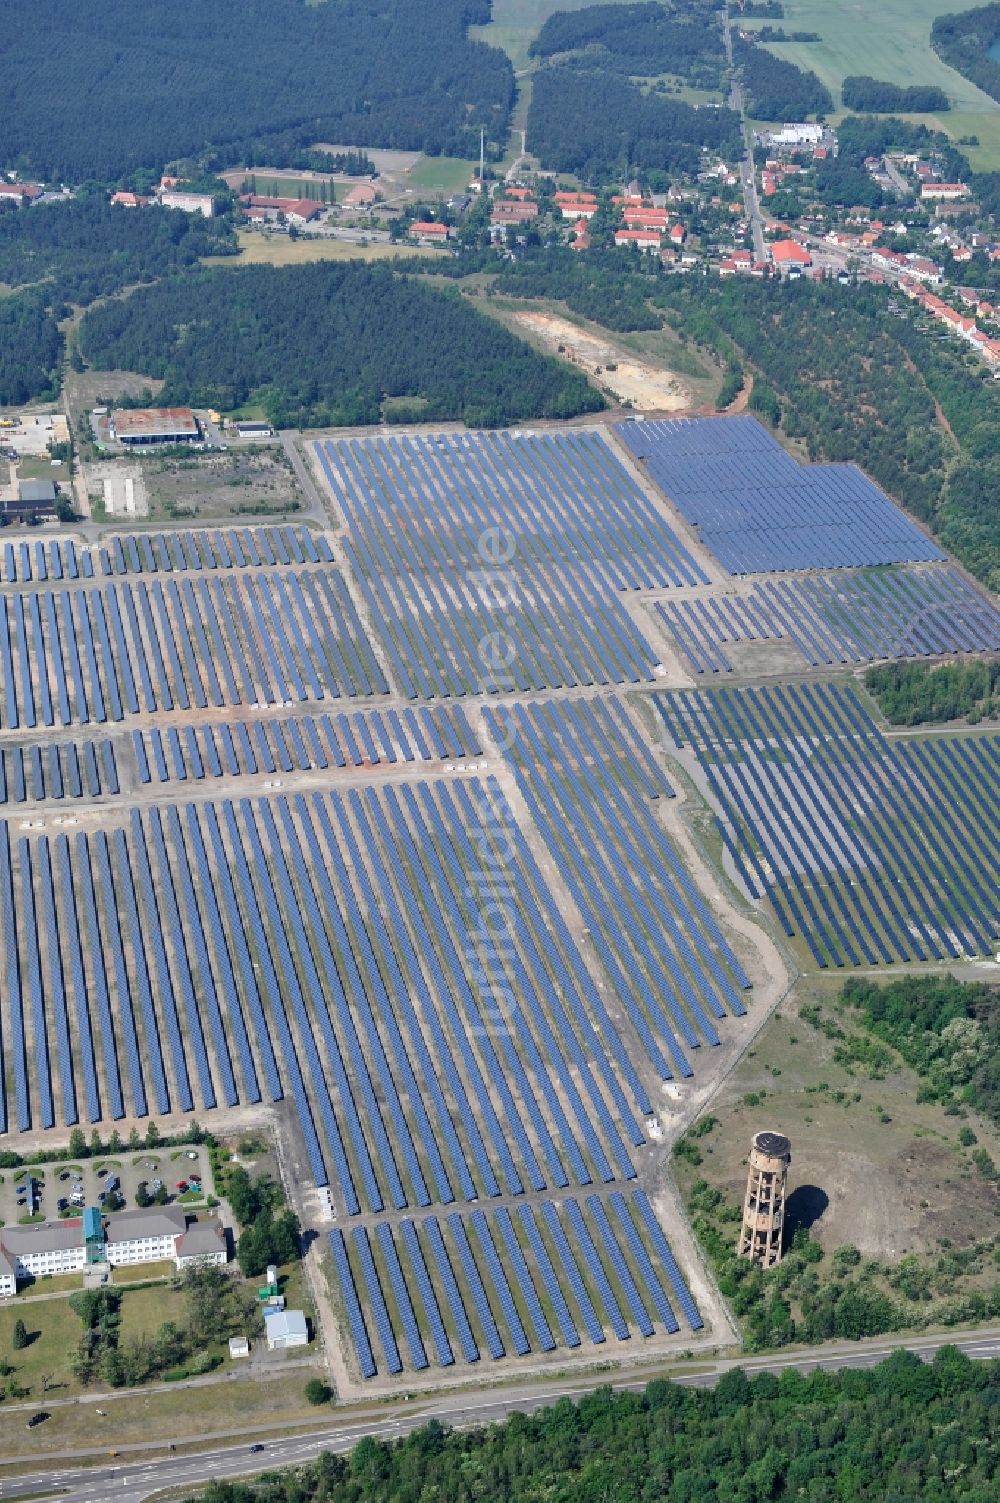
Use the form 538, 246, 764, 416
0, 1145, 212, 1229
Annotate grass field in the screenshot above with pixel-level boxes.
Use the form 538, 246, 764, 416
205, 230, 446, 270
744, 0, 1000, 168
0, 1372, 320, 1460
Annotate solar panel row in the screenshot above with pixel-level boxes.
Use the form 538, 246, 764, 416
617, 417, 945, 574
131, 705, 481, 786
314, 429, 697, 695
653, 565, 1000, 675
0, 568, 384, 729
484, 697, 751, 1093
329, 1193, 700, 1378
659, 681, 999, 967
0, 527, 331, 584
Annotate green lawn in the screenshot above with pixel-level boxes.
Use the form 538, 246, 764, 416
744, 0, 1000, 168
0, 1298, 83, 1398
118, 1283, 187, 1342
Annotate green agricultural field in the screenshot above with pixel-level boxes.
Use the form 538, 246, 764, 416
471, 0, 637, 73
744, 0, 1000, 167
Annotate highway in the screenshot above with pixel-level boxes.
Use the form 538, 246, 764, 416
3, 1327, 999, 1503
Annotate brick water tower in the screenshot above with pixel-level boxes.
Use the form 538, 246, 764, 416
737, 1131, 791, 1268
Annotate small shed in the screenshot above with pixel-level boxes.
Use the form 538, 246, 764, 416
229, 1335, 251, 1359
264, 1308, 309, 1350
18, 479, 57, 505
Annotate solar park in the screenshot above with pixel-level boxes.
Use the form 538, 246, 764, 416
0, 413, 995, 1393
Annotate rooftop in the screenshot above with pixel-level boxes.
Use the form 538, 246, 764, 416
111, 407, 199, 439
105, 1206, 187, 1243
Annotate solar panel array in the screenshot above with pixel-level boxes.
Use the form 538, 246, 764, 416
659, 681, 999, 967
653, 565, 1000, 675
0, 526, 331, 584
0, 778, 656, 1182
315, 429, 705, 695
0, 736, 117, 803
616, 416, 945, 573
131, 705, 481, 786
482, 696, 751, 1084
0, 567, 384, 729
330, 1189, 701, 1377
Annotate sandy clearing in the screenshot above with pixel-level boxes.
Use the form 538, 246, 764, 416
512, 310, 692, 410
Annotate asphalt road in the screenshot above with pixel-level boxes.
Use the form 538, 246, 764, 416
4, 1327, 999, 1503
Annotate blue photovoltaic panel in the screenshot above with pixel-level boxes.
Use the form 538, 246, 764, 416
617, 416, 945, 573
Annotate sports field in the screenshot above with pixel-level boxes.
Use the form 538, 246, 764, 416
744, 0, 1000, 167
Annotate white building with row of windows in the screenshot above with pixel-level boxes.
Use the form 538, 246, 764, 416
0, 1209, 227, 1296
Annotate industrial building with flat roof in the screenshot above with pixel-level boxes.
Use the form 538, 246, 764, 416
110, 408, 200, 445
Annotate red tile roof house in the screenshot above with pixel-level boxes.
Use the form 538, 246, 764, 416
770, 238, 811, 268
110, 191, 148, 208
0, 182, 42, 203
623, 207, 668, 228
570, 217, 592, 251
556, 196, 599, 220
614, 228, 662, 252
240, 195, 321, 222
409, 220, 451, 242
491, 199, 539, 223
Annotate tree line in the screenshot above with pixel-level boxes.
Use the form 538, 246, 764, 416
842, 76, 950, 112
932, 4, 1000, 107
864, 658, 1000, 725
0, 197, 236, 307
531, 2, 726, 91
733, 34, 833, 119
184, 1349, 1000, 1503
0, 0, 513, 180
0, 293, 62, 406
843, 974, 1000, 1127
78, 261, 603, 429
527, 68, 741, 181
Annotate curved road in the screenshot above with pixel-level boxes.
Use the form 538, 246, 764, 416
4, 1326, 999, 1502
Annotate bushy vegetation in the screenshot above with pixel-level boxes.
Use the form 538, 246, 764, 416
185, 1350, 1000, 1503
0, 293, 62, 406
842, 76, 950, 113
225, 1167, 302, 1279
78, 262, 603, 428
652, 276, 1000, 589
531, 2, 725, 90
932, 4, 1000, 107
1, 0, 512, 180
0, 198, 236, 306
865, 658, 1000, 725
734, 34, 833, 119
527, 68, 741, 181
843, 975, 1000, 1128
70, 1268, 258, 1388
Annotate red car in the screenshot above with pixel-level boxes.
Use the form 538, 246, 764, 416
176, 1180, 188, 1191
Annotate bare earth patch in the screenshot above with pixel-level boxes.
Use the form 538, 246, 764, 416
512, 311, 692, 410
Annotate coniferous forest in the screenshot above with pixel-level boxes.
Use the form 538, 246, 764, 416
182, 1352, 1000, 1503
527, 70, 741, 181
77, 262, 603, 429
0, 0, 513, 180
